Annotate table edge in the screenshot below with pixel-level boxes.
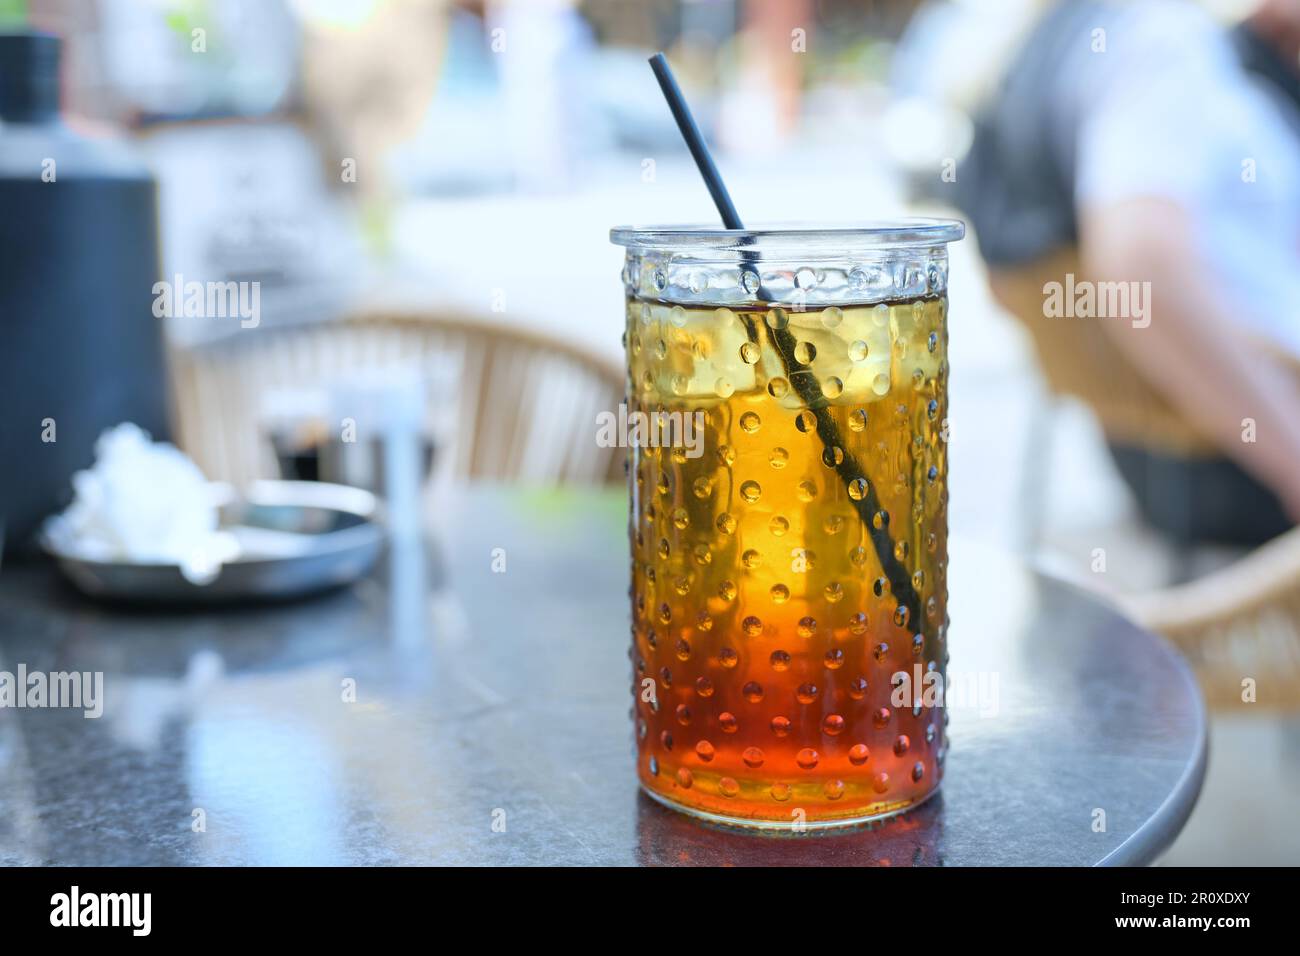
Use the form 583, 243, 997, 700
1067, 581, 1211, 868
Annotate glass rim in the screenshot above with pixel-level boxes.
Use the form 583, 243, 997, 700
610, 218, 965, 249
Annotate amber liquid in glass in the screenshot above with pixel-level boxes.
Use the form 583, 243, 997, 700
627, 294, 949, 826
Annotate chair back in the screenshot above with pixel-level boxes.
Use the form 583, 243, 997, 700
987, 246, 1217, 456
169, 311, 626, 487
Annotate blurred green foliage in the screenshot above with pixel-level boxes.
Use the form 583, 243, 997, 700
163, 0, 211, 42
0, 0, 28, 28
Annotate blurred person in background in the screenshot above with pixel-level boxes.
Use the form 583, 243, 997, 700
302, 0, 597, 200
943, 0, 1300, 547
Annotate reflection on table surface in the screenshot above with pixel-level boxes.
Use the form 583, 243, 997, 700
0, 485, 1205, 866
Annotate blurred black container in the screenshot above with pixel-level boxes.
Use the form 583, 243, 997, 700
0, 32, 170, 553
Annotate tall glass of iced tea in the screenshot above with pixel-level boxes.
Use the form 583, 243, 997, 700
611, 222, 964, 828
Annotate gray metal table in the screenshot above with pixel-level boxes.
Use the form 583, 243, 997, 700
0, 486, 1206, 866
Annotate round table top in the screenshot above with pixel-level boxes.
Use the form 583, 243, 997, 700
0, 485, 1206, 866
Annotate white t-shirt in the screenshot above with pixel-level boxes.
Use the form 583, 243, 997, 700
1072, 1, 1300, 357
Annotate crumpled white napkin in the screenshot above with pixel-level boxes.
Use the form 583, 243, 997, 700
44, 423, 238, 581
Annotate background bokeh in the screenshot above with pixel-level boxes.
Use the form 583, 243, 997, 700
5, 0, 1295, 864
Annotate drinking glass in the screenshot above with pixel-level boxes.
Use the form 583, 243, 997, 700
611, 221, 964, 828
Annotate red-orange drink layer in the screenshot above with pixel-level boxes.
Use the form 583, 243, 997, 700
624, 289, 950, 827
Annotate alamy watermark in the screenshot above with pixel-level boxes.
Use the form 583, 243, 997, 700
152, 273, 260, 328
50, 886, 150, 936
596, 404, 705, 459
889, 665, 1000, 718
1042, 273, 1151, 328
0, 665, 103, 718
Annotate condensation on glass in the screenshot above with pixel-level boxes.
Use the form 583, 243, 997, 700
611, 222, 965, 828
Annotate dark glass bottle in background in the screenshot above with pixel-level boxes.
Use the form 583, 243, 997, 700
0, 31, 170, 554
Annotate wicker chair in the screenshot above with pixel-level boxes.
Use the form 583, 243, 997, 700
168, 311, 626, 489
989, 246, 1300, 709
1122, 534, 1300, 709
986, 246, 1218, 457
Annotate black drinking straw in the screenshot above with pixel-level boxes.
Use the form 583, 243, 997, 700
647, 52, 923, 634
649, 53, 745, 230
